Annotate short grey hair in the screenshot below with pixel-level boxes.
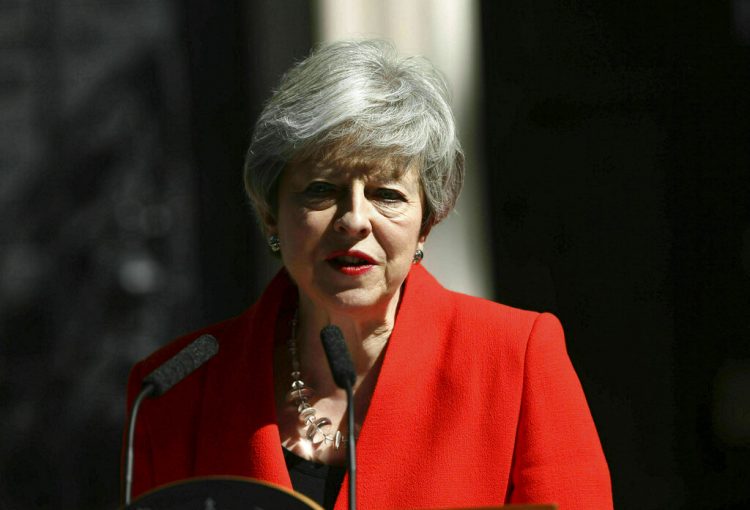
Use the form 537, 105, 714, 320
244, 39, 464, 234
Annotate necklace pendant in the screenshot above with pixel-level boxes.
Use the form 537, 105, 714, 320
299, 406, 317, 421
334, 430, 343, 449
286, 385, 314, 403
306, 417, 332, 445
287, 309, 348, 452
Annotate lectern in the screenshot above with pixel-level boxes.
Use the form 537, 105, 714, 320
123, 477, 557, 510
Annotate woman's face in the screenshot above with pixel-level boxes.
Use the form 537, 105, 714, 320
269, 155, 426, 316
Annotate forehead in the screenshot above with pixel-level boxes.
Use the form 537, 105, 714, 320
288, 145, 420, 184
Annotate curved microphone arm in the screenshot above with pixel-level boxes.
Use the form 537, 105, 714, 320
122, 334, 219, 506
124, 383, 154, 506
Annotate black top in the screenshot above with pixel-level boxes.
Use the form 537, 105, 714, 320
283, 448, 347, 510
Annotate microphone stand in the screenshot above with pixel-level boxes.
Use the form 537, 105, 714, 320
121, 334, 219, 507
124, 384, 154, 507
345, 379, 356, 510
319, 325, 357, 510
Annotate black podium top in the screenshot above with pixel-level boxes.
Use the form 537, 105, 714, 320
125, 476, 323, 510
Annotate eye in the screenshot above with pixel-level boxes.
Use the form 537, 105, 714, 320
373, 188, 405, 202
304, 181, 336, 195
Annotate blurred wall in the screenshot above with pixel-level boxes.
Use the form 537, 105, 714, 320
481, 2, 750, 509
0, 1, 311, 508
1, 2, 201, 508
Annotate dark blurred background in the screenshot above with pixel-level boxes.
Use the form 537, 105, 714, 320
1, 1, 748, 509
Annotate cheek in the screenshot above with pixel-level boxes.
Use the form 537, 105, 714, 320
382, 226, 421, 262
279, 208, 330, 250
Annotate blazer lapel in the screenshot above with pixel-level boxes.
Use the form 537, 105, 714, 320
334, 266, 448, 509
194, 270, 294, 489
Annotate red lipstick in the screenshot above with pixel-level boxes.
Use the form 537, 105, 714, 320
325, 250, 376, 275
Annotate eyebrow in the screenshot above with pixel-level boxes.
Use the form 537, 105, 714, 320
309, 159, 413, 181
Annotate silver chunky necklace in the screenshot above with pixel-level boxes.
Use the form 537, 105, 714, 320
286, 311, 347, 450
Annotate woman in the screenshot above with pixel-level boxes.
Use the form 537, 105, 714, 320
125, 40, 612, 509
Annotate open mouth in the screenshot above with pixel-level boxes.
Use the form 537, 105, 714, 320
325, 251, 376, 274
329, 255, 372, 267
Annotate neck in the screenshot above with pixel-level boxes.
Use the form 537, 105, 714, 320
295, 289, 400, 387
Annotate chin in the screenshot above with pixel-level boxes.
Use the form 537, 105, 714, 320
329, 290, 383, 310
319, 286, 394, 314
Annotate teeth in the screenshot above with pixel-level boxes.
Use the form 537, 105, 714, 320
336, 255, 369, 265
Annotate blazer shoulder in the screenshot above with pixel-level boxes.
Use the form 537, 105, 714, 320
407, 265, 548, 352
410, 265, 540, 326
446, 287, 542, 335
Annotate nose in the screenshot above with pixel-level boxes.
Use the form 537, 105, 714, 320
334, 184, 372, 239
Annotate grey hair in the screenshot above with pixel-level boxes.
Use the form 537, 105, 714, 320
244, 39, 464, 233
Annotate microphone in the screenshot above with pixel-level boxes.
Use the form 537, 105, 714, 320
124, 334, 219, 506
320, 325, 356, 390
320, 325, 357, 510
142, 334, 220, 396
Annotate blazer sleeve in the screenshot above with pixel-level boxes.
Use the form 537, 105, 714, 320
509, 312, 613, 509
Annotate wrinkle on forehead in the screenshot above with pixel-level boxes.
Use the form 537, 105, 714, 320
290, 137, 420, 182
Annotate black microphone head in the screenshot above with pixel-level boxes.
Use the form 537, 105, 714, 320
320, 325, 356, 390
142, 334, 219, 396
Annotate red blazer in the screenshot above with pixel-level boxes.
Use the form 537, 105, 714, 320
125, 265, 612, 509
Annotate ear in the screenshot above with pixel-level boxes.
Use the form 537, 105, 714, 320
418, 213, 434, 240
260, 210, 277, 237
418, 220, 432, 245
